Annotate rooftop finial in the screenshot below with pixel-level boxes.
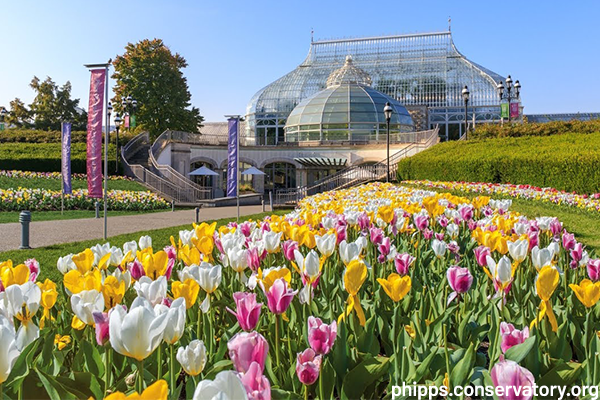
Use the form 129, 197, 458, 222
448, 16, 451, 32
311, 28, 314, 43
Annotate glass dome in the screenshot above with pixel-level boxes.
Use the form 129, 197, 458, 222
284, 56, 413, 143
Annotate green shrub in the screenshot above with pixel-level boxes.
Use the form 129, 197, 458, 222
470, 119, 600, 140
397, 132, 600, 194
0, 129, 136, 144
0, 143, 119, 173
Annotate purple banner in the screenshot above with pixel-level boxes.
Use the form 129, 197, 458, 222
61, 122, 72, 195
86, 69, 106, 198
510, 102, 519, 119
226, 117, 239, 197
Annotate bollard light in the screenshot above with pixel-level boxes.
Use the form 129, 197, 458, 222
195, 207, 200, 224
19, 210, 32, 249
95, 201, 100, 218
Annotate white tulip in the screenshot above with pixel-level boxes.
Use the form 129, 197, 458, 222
71, 289, 104, 326
536, 217, 554, 232
321, 216, 336, 230
112, 268, 132, 291
109, 247, 124, 267
262, 231, 282, 254
315, 233, 336, 257
123, 240, 138, 256
179, 230, 195, 247
432, 239, 447, 259
134, 276, 167, 306
193, 370, 248, 400
177, 339, 207, 376
507, 239, 529, 263
138, 235, 153, 250
2, 282, 41, 350
531, 246, 553, 271
91, 243, 112, 265
154, 297, 187, 345
109, 297, 169, 361
57, 254, 76, 274
513, 222, 529, 236
344, 211, 360, 226
487, 255, 512, 286
0, 315, 20, 384
226, 247, 248, 273
446, 223, 459, 239
547, 242, 560, 260
339, 239, 364, 265
294, 250, 320, 280
197, 263, 222, 294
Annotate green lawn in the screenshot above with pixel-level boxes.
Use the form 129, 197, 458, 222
0, 211, 286, 283
0, 209, 168, 224
0, 176, 148, 192
407, 184, 600, 253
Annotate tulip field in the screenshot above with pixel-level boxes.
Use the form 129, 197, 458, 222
1, 182, 600, 399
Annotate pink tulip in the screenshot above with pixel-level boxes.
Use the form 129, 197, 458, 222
128, 259, 145, 280
0, 280, 4, 293
24, 259, 39, 282
369, 227, 384, 246
264, 278, 297, 315
240, 222, 253, 237
437, 215, 449, 228
92, 312, 110, 345
282, 240, 299, 262
491, 358, 535, 400
474, 246, 491, 267
500, 322, 530, 353
447, 241, 460, 255
226, 292, 262, 331
467, 220, 477, 231
357, 212, 370, 231
239, 361, 271, 400
588, 259, 600, 282
296, 348, 322, 385
446, 266, 473, 305
459, 206, 473, 222
423, 229, 433, 240
434, 232, 445, 241
377, 237, 391, 263
414, 214, 429, 231
394, 253, 415, 276
528, 232, 539, 251
228, 331, 269, 373
307, 316, 337, 355
164, 245, 177, 262
247, 248, 265, 272
336, 225, 347, 245
165, 258, 175, 280
562, 232, 576, 251
570, 243, 584, 265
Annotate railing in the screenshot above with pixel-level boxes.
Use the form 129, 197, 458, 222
275, 127, 439, 205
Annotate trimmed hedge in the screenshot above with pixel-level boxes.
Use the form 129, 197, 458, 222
0, 143, 118, 173
0, 129, 136, 144
397, 132, 600, 194
470, 119, 600, 140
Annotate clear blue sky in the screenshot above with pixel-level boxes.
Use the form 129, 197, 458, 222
1, 0, 598, 122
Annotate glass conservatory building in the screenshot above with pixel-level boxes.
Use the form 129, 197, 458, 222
246, 30, 516, 141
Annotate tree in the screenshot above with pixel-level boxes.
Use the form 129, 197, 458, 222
28, 76, 87, 130
6, 98, 32, 128
112, 38, 203, 138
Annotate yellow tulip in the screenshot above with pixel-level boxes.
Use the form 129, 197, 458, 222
531, 266, 560, 332
0, 261, 30, 287
102, 275, 126, 310
570, 279, 600, 308
141, 250, 170, 280
192, 236, 214, 260
404, 325, 416, 339
105, 379, 168, 400
37, 279, 58, 328
71, 249, 95, 273
194, 221, 217, 239
377, 273, 412, 302
339, 259, 368, 326
71, 315, 87, 330
179, 245, 201, 266
172, 279, 200, 309
377, 206, 394, 224
471, 196, 490, 210
260, 267, 292, 292
63, 268, 102, 294
54, 334, 71, 351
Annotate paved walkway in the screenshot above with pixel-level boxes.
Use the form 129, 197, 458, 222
0, 205, 266, 252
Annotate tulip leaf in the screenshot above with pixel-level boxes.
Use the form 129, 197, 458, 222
340, 355, 390, 400
3, 338, 39, 390
319, 358, 336, 400
271, 388, 302, 400
81, 340, 105, 378
449, 343, 475, 388
504, 335, 536, 364
537, 361, 582, 387
406, 348, 439, 383
36, 369, 89, 400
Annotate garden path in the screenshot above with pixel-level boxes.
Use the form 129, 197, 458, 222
0, 205, 265, 251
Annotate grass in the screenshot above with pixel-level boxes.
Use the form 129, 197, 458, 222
0, 209, 169, 224
407, 184, 600, 253
0, 176, 148, 192
0, 210, 287, 283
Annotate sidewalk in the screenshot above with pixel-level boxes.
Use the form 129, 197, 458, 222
0, 205, 266, 252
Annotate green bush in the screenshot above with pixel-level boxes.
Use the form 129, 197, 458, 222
470, 119, 600, 140
0, 143, 119, 173
0, 129, 136, 144
397, 132, 600, 194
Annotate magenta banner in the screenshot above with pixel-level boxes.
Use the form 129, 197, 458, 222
226, 117, 238, 197
86, 69, 106, 198
510, 102, 519, 119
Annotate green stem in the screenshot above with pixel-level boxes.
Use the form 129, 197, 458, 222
197, 307, 202, 340
304, 384, 309, 400
319, 363, 324, 400
157, 343, 163, 379
443, 325, 451, 392
275, 314, 281, 375
170, 345, 176, 394
137, 358, 144, 393
104, 348, 112, 395
1, 382, 3, 400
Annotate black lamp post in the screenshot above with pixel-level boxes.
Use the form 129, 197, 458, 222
383, 102, 393, 182
497, 75, 521, 123
462, 86, 470, 139
114, 113, 122, 173
122, 95, 138, 129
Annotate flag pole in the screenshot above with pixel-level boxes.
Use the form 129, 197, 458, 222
103, 63, 109, 240
236, 118, 240, 222
61, 123, 64, 216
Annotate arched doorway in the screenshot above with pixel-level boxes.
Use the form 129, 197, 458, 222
264, 162, 296, 193
190, 161, 217, 188
221, 162, 255, 192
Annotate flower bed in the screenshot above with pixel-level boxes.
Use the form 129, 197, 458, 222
0, 187, 169, 211
0, 169, 134, 181
404, 180, 600, 214
0, 182, 599, 399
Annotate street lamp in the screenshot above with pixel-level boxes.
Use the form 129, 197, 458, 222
114, 113, 122, 173
383, 102, 393, 183
462, 85, 470, 139
122, 95, 138, 129
497, 75, 521, 123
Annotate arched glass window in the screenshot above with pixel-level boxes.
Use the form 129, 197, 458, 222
221, 162, 254, 190
264, 162, 296, 192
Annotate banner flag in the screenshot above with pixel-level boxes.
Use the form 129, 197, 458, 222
131, 115, 136, 128
61, 122, 72, 195
510, 102, 519, 118
501, 103, 509, 118
86, 69, 106, 198
124, 114, 130, 128
226, 117, 239, 197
